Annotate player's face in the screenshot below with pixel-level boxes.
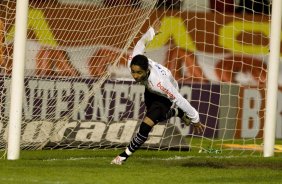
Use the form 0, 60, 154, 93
130, 65, 148, 82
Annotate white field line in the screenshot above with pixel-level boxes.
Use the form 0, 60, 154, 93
0, 177, 68, 184
42, 155, 258, 162
43, 157, 108, 161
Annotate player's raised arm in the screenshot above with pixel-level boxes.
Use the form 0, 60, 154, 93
128, 19, 161, 68
131, 28, 155, 57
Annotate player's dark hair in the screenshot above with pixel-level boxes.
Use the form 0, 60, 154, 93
130, 54, 149, 70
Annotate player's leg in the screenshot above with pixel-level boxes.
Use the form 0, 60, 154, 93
125, 117, 154, 155
111, 117, 154, 165
126, 89, 173, 157
166, 107, 184, 118
111, 91, 172, 165
111, 101, 166, 165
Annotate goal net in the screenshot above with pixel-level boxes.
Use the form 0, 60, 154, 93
0, 0, 280, 156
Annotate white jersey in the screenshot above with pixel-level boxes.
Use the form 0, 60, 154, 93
128, 27, 200, 123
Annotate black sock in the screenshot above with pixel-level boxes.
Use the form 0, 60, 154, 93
119, 151, 129, 159
128, 122, 152, 153
166, 108, 185, 119
177, 108, 184, 118
166, 108, 177, 119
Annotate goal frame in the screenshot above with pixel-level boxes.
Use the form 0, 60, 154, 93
7, 0, 29, 160
6, 0, 281, 160
263, 0, 282, 157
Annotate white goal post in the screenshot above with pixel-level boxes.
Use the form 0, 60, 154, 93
7, 0, 29, 160
263, 0, 282, 157
0, 0, 281, 160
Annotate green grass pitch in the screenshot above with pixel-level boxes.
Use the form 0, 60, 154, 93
0, 149, 282, 184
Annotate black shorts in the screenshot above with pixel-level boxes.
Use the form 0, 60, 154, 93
144, 88, 172, 124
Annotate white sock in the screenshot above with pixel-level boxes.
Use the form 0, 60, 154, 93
125, 147, 133, 156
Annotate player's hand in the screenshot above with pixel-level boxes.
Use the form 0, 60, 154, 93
152, 18, 161, 34
180, 114, 205, 134
191, 122, 205, 134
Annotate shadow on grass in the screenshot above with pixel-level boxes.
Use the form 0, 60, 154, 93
181, 159, 282, 169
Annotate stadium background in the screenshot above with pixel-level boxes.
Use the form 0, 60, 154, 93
0, 0, 281, 150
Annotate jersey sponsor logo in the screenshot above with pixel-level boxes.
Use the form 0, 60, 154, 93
157, 82, 175, 99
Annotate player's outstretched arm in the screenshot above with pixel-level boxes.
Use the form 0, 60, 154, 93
128, 19, 162, 68
128, 26, 156, 68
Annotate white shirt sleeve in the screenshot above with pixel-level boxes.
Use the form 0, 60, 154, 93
128, 27, 155, 68
172, 89, 200, 123
153, 78, 200, 123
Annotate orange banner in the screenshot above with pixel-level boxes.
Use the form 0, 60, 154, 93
0, 2, 280, 86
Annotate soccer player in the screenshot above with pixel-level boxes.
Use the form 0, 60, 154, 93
111, 21, 204, 165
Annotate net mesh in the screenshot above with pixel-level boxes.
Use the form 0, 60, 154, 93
0, 0, 280, 156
